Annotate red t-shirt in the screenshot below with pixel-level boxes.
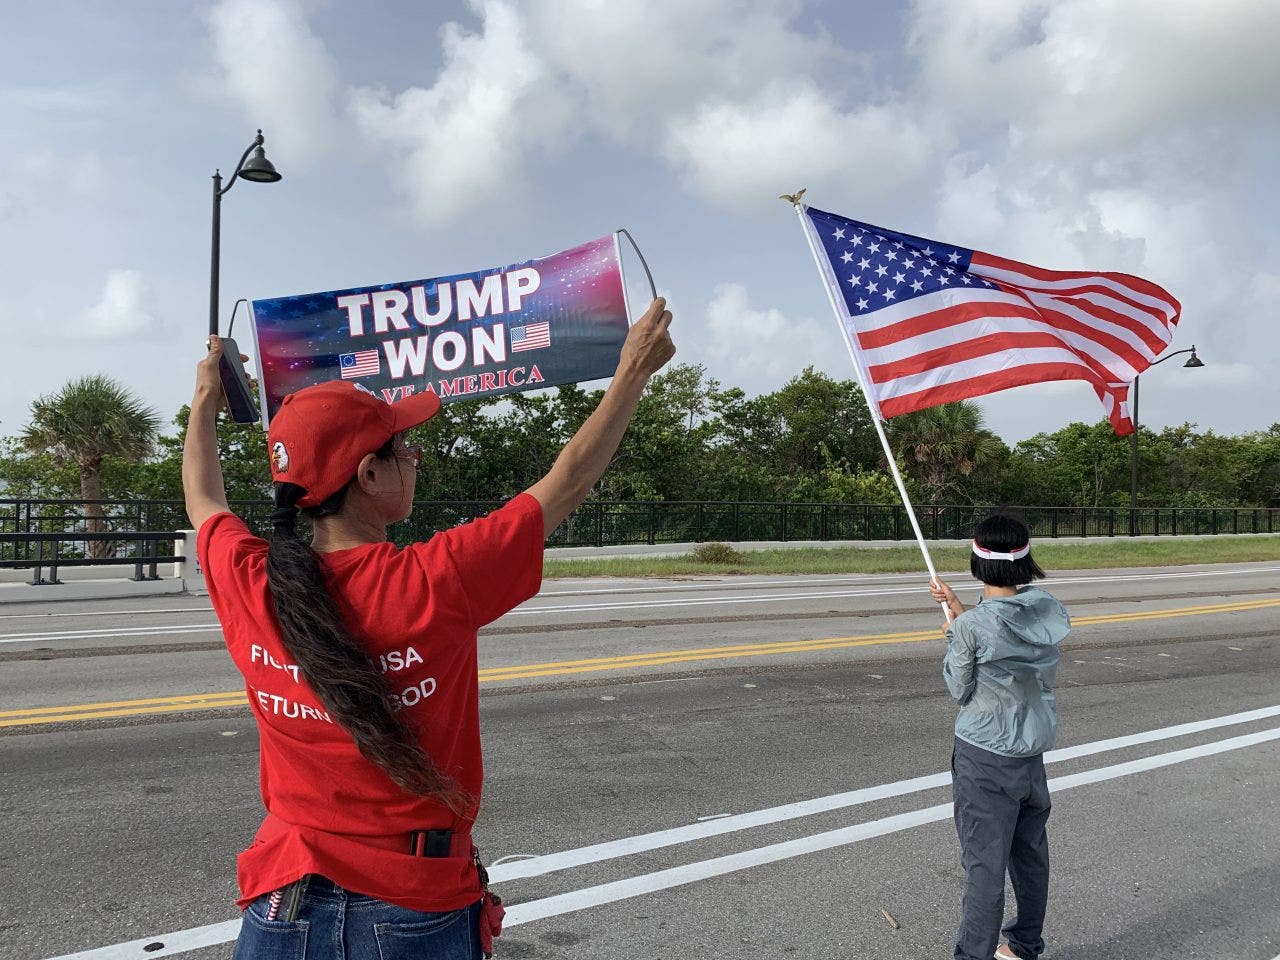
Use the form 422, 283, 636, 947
197, 493, 544, 912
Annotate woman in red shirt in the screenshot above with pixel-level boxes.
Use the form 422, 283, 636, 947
183, 299, 674, 959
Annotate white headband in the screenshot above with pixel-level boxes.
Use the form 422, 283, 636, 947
972, 540, 1030, 561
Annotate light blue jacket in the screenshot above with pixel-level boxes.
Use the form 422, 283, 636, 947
943, 585, 1069, 757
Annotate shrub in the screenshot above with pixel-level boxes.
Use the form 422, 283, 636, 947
690, 541, 746, 565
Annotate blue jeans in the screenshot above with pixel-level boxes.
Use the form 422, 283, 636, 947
233, 876, 483, 960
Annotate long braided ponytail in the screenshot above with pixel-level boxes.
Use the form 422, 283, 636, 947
264, 446, 470, 814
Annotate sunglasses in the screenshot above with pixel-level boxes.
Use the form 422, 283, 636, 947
393, 444, 424, 469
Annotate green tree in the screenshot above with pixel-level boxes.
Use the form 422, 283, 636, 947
711, 368, 880, 500
20, 376, 159, 555
889, 402, 1007, 504
1005, 421, 1131, 507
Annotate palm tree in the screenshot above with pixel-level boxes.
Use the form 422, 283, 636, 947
889, 401, 1005, 504
21, 376, 159, 558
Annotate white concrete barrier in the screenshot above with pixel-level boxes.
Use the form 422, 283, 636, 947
174, 529, 207, 595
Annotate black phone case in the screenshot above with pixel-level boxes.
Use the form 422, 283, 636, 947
218, 337, 260, 424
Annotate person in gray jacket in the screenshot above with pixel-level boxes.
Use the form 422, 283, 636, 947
930, 513, 1070, 960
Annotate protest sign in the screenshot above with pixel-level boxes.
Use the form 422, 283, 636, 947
249, 234, 631, 423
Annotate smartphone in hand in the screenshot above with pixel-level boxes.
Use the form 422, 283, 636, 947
218, 337, 260, 424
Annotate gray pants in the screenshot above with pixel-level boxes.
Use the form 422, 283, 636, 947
952, 737, 1051, 960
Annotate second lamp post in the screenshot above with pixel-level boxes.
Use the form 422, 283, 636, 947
209, 129, 282, 337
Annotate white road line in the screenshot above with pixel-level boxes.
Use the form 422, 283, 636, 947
42, 704, 1280, 960
4, 565, 1277, 642
503, 725, 1280, 926
5, 563, 1278, 627
0, 624, 221, 644
488, 702, 1280, 882
0, 606, 215, 621
515, 564, 1280, 615
533, 564, 1280, 599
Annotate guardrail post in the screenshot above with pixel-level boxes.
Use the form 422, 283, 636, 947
28, 537, 46, 585
48, 536, 62, 585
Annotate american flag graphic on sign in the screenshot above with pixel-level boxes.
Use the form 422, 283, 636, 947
339, 349, 381, 379
801, 207, 1181, 435
511, 321, 551, 353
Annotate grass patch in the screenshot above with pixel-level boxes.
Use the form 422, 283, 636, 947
542, 535, 1280, 579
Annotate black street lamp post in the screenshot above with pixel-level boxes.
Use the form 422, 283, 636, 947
209, 130, 281, 336
1129, 345, 1205, 534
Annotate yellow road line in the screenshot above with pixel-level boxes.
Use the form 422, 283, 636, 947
5, 596, 1277, 728
0, 691, 248, 719
0, 699, 250, 727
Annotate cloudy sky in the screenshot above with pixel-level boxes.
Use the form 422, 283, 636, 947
3, 0, 1278, 442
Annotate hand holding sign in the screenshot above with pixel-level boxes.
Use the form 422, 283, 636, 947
620, 297, 675, 378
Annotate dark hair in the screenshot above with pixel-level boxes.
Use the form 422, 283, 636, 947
969, 512, 1046, 587
265, 437, 469, 813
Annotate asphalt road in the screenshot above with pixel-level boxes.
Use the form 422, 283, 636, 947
2, 561, 1279, 960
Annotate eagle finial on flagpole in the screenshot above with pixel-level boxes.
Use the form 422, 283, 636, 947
779, 187, 807, 205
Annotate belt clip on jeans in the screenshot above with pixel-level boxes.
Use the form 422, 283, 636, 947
265, 875, 310, 922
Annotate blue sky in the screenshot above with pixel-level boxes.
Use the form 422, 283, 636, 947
2, 0, 1277, 442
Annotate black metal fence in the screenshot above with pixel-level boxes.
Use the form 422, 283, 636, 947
2, 498, 1277, 561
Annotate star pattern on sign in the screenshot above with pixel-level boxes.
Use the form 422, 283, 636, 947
822, 217, 995, 316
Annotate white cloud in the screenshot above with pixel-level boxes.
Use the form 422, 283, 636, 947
80, 270, 162, 339
206, 0, 341, 167
910, 0, 1280, 158
207, 0, 918, 225
525, 0, 840, 141
347, 0, 557, 228
703, 282, 845, 386
665, 81, 940, 214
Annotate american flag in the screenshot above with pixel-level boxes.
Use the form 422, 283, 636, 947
802, 207, 1181, 435
339, 349, 381, 379
511, 321, 551, 353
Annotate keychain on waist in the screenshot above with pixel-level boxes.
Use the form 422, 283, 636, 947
474, 848, 505, 959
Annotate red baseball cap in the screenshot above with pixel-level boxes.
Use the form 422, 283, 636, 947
266, 381, 442, 507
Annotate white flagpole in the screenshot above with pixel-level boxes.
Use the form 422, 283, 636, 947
792, 200, 953, 624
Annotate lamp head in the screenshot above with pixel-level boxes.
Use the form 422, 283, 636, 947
238, 131, 281, 183
238, 145, 281, 183
1183, 346, 1204, 368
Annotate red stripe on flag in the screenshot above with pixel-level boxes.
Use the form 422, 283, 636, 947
867, 332, 1120, 386
1023, 293, 1170, 355
856, 299, 1153, 375
991, 278, 1173, 329
973, 251, 1182, 318
855, 301, 1037, 350
878, 362, 1121, 420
